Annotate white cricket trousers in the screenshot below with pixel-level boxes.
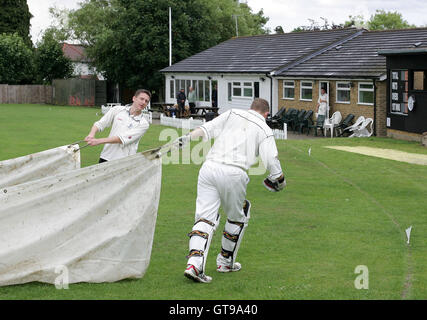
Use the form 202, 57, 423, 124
187, 160, 250, 271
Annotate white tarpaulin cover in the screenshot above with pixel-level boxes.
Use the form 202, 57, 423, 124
0, 145, 80, 189
0, 153, 162, 286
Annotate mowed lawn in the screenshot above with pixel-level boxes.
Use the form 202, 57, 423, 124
0, 104, 426, 300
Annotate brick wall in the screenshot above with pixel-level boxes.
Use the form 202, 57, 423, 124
277, 79, 387, 136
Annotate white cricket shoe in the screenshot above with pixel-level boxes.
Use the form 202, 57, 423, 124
217, 262, 242, 273
184, 264, 212, 283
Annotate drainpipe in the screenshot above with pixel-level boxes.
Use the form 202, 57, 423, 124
266, 72, 274, 114
373, 78, 377, 136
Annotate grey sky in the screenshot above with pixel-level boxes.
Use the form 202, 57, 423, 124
28, 0, 427, 43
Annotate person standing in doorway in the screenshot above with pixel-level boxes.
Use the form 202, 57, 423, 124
317, 88, 328, 118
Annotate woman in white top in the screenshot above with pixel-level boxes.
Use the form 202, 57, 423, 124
317, 88, 328, 117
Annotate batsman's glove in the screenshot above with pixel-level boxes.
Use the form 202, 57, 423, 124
263, 174, 286, 192
175, 134, 191, 149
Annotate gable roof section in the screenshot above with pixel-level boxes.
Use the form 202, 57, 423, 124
277, 28, 427, 78
62, 43, 90, 63
160, 28, 360, 74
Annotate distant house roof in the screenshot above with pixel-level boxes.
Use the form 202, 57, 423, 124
160, 28, 360, 74
278, 28, 427, 78
62, 43, 90, 63
160, 27, 427, 79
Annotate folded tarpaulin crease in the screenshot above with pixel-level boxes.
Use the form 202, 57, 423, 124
0, 152, 162, 286
0, 145, 80, 189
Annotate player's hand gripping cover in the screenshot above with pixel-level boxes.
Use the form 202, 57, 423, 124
175, 134, 191, 149
263, 174, 286, 192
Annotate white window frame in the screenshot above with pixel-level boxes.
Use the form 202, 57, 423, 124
232, 81, 254, 99
358, 82, 374, 106
336, 81, 351, 104
169, 79, 175, 99
174, 78, 211, 102
283, 80, 295, 100
300, 81, 313, 101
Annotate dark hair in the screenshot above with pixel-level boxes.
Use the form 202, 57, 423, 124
134, 89, 152, 100
250, 98, 269, 113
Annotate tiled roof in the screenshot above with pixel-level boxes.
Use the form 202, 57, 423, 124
161, 27, 427, 79
278, 28, 427, 78
62, 43, 89, 62
160, 28, 360, 74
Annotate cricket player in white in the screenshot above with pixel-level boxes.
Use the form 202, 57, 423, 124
177, 98, 286, 283
84, 89, 151, 162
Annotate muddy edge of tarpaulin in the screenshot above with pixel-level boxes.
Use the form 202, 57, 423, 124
0, 145, 80, 189
0, 152, 162, 286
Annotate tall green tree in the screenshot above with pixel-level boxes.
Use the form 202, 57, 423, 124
51, 0, 269, 91
0, 0, 33, 47
0, 33, 35, 84
367, 10, 416, 30
34, 28, 73, 84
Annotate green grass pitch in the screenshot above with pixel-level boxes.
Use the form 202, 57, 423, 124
0, 104, 426, 300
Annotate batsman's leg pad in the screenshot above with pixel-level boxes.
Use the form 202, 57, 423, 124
187, 216, 220, 273
217, 200, 251, 266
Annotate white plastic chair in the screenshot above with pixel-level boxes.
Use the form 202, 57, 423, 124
344, 116, 365, 136
323, 111, 342, 137
350, 118, 373, 137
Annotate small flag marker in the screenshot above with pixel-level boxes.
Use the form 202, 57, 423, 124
405, 226, 413, 244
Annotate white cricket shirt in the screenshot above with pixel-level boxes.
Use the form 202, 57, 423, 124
200, 109, 283, 179
94, 105, 149, 161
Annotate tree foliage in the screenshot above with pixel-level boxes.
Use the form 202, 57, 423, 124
0, 33, 34, 84
34, 28, 73, 84
0, 0, 33, 47
367, 10, 416, 30
294, 10, 417, 33
51, 0, 269, 91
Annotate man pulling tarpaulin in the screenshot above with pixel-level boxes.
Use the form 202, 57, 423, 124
0, 151, 162, 286
0, 144, 80, 189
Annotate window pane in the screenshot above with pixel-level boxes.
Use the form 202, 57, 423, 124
301, 82, 312, 88
284, 81, 294, 87
301, 88, 312, 100
284, 88, 294, 98
414, 71, 424, 90
337, 90, 350, 102
205, 80, 210, 102
233, 82, 241, 86
338, 82, 350, 89
243, 82, 252, 87
244, 88, 253, 97
360, 84, 373, 90
186, 80, 191, 94
228, 82, 232, 101
198, 80, 204, 100
254, 82, 259, 98
359, 91, 373, 104
170, 80, 174, 99
233, 87, 242, 96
